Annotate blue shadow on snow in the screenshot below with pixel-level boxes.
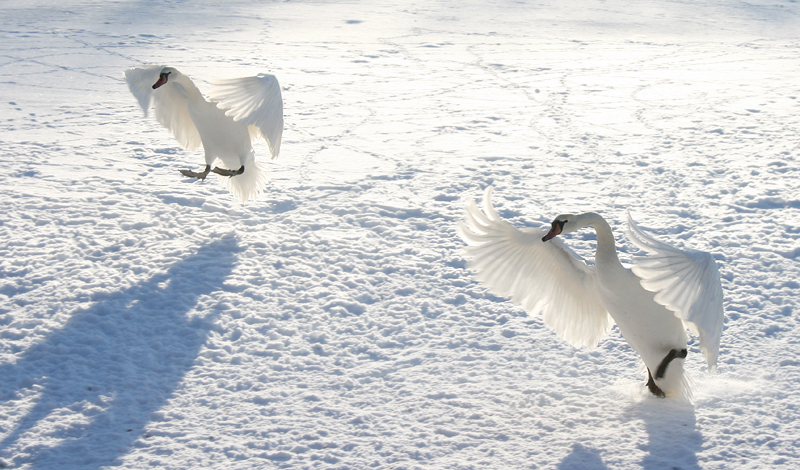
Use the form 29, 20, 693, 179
0, 236, 239, 469
558, 443, 609, 470
635, 398, 702, 470
555, 398, 701, 470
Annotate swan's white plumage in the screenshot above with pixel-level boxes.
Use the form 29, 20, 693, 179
209, 74, 283, 158
124, 65, 202, 151
124, 65, 160, 117
626, 213, 724, 371
222, 160, 270, 205
458, 187, 724, 399
457, 187, 612, 349
124, 65, 284, 204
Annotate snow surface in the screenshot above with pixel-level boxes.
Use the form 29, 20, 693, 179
1, 0, 800, 468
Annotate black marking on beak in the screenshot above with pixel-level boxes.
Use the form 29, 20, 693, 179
152, 72, 170, 89
542, 219, 565, 242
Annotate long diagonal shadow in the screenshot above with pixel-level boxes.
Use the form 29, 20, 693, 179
0, 236, 239, 469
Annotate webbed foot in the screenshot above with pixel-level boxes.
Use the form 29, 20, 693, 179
646, 369, 666, 398
211, 165, 244, 177
180, 165, 211, 180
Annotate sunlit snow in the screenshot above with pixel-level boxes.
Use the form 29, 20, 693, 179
1, 0, 799, 469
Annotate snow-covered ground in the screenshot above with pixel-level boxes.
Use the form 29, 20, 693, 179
1, 0, 799, 468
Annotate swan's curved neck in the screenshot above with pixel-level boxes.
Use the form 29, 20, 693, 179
576, 212, 621, 267
172, 74, 205, 103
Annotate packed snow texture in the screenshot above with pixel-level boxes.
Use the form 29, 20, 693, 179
1, 0, 799, 469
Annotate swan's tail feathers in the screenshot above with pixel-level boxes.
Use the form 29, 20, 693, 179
222, 160, 270, 204
663, 369, 694, 402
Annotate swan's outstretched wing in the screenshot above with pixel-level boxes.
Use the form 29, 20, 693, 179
626, 212, 724, 371
124, 65, 202, 151
457, 187, 613, 349
209, 74, 284, 158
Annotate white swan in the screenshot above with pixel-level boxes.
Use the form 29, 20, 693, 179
124, 65, 284, 204
457, 187, 724, 399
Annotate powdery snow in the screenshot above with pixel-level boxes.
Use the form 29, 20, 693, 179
1, 0, 799, 469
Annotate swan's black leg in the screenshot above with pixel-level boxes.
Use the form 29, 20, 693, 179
655, 348, 688, 380
180, 165, 211, 180
646, 368, 666, 398
211, 165, 245, 177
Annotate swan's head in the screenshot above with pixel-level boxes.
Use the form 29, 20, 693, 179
152, 67, 179, 89
542, 214, 578, 242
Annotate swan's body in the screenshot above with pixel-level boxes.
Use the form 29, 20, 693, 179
457, 187, 724, 399
124, 65, 284, 204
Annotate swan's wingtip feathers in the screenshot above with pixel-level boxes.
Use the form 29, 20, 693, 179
628, 213, 725, 373
209, 73, 284, 158
268, 120, 283, 159
483, 185, 494, 201
698, 315, 723, 371
457, 187, 611, 350
124, 65, 166, 116
124, 64, 202, 151
481, 186, 501, 221
455, 220, 480, 246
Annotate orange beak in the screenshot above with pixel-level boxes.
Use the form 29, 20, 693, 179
542, 221, 563, 242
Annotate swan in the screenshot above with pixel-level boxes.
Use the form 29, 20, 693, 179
457, 187, 724, 399
124, 65, 284, 204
